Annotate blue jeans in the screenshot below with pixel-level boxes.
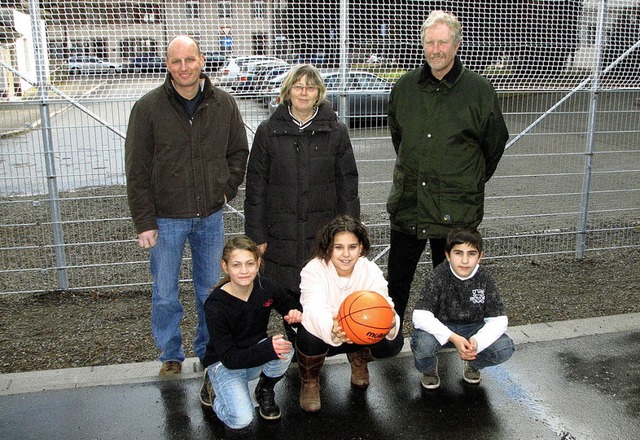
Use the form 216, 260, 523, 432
207, 350, 293, 429
150, 210, 224, 363
411, 323, 515, 373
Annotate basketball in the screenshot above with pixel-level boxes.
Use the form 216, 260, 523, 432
337, 290, 395, 345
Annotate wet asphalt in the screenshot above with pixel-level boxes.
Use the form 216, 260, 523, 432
2, 314, 640, 440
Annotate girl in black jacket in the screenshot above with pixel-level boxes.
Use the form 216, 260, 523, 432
199, 236, 302, 429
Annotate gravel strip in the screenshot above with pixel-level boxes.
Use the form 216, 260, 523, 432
1, 248, 638, 374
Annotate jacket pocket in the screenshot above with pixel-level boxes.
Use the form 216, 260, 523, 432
386, 167, 405, 215
437, 180, 484, 225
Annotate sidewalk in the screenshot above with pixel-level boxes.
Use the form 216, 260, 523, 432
1, 313, 640, 440
2, 312, 639, 395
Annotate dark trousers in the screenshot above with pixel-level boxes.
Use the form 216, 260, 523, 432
283, 288, 300, 346
296, 324, 404, 358
387, 230, 446, 323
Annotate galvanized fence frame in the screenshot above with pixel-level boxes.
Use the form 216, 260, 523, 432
0, 0, 638, 295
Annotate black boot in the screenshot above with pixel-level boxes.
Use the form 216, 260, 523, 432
255, 373, 283, 420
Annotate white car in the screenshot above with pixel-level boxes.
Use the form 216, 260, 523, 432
68, 56, 122, 75
219, 55, 285, 84
261, 70, 291, 106
232, 60, 289, 93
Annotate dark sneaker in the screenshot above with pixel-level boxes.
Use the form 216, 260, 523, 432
463, 361, 481, 384
255, 374, 282, 420
159, 360, 182, 376
420, 359, 440, 390
199, 370, 215, 407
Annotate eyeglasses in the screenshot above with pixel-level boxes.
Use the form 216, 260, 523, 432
292, 84, 318, 92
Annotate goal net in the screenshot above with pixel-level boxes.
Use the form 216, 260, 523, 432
1, 0, 638, 101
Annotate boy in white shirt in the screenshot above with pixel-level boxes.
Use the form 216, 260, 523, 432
411, 227, 515, 389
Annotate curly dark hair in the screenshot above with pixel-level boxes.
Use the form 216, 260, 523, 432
314, 215, 371, 262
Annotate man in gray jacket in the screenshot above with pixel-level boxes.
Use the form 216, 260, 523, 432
386, 11, 508, 323
125, 36, 248, 375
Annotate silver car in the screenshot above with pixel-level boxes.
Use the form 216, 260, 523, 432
68, 56, 122, 75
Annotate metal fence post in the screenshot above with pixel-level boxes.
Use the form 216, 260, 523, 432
29, 0, 68, 289
338, 0, 349, 126
576, 0, 608, 260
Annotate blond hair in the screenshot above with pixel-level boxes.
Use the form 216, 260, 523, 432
279, 64, 327, 107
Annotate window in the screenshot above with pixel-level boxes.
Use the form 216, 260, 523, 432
186, 1, 200, 19
218, 1, 231, 18
252, 1, 265, 19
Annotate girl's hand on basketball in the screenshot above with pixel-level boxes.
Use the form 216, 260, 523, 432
332, 317, 352, 344
272, 334, 292, 359
284, 309, 303, 324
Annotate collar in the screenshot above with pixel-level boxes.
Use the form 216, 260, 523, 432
419, 55, 463, 85
288, 106, 319, 130
164, 73, 210, 97
170, 77, 205, 97
449, 262, 480, 281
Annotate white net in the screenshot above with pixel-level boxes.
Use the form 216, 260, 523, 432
1, 0, 638, 102
0, 0, 639, 293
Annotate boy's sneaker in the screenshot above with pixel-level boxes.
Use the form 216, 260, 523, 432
159, 360, 182, 376
463, 361, 481, 384
199, 370, 215, 407
420, 360, 440, 390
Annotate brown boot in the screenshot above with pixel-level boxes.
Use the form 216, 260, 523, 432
296, 346, 327, 413
347, 347, 375, 388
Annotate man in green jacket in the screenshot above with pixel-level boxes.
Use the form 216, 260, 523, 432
125, 36, 249, 375
386, 11, 508, 323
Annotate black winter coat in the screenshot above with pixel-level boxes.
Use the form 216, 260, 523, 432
244, 103, 360, 295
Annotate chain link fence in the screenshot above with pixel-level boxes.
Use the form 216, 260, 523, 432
0, 0, 638, 294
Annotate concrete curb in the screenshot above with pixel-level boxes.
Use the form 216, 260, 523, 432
2, 312, 639, 396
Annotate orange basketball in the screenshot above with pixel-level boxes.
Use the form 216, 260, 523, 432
337, 290, 395, 345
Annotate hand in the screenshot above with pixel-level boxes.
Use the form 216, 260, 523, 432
449, 333, 477, 361
283, 309, 302, 324
258, 243, 268, 255
272, 334, 292, 359
137, 229, 158, 249
332, 317, 352, 344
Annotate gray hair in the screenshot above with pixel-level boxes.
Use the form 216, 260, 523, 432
420, 10, 462, 45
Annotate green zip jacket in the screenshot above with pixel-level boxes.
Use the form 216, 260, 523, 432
387, 56, 508, 239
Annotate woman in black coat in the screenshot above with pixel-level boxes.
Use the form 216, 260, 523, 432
244, 63, 360, 312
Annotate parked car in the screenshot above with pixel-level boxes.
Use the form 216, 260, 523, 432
128, 55, 166, 73
232, 60, 290, 93
249, 64, 293, 94
219, 55, 285, 85
268, 70, 392, 125
68, 56, 122, 75
259, 70, 291, 107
